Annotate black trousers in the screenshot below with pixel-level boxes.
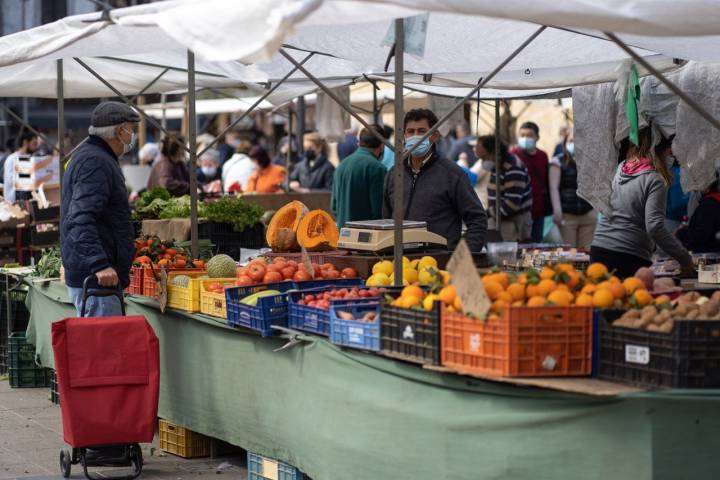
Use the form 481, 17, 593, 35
590, 246, 652, 279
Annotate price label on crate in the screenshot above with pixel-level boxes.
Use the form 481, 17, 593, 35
262, 459, 279, 480
625, 344, 650, 365
446, 239, 491, 317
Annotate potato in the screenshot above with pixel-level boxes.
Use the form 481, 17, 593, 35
641, 306, 658, 317
674, 304, 690, 317
653, 277, 676, 291
686, 310, 700, 320
712, 291, 720, 303
646, 323, 664, 332
647, 320, 674, 333
655, 309, 672, 324
623, 309, 641, 319
679, 292, 701, 304
699, 300, 720, 318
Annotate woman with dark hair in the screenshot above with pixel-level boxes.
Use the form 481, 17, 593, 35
548, 129, 596, 249
147, 133, 190, 197
472, 135, 533, 242
591, 128, 693, 278
245, 146, 286, 193
289, 132, 334, 191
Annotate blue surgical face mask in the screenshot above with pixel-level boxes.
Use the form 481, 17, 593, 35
201, 166, 217, 177
517, 136, 536, 151
404, 135, 431, 158
566, 142, 575, 155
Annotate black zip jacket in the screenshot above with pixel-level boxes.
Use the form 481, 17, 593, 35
383, 152, 487, 252
61, 135, 135, 289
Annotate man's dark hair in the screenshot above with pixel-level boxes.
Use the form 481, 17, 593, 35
403, 108, 438, 129
16, 130, 38, 150
381, 125, 393, 139
359, 126, 383, 149
477, 135, 508, 161
519, 121, 540, 137
160, 132, 186, 160
249, 145, 271, 168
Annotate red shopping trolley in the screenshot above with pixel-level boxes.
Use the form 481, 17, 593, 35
52, 277, 160, 479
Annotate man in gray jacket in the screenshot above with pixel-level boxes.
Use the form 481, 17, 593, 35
383, 109, 487, 252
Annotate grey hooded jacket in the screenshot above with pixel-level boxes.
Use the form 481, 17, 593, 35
592, 162, 692, 266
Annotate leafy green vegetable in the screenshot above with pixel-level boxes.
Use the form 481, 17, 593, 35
203, 196, 264, 232
132, 187, 172, 220
33, 246, 62, 278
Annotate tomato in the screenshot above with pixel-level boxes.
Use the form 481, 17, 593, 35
307, 300, 317, 308
272, 257, 287, 264
287, 260, 298, 268
263, 271, 283, 283
293, 270, 312, 282
235, 276, 253, 287
304, 294, 315, 303
247, 262, 266, 282
324, 270, 340, 280
165, 248, 177, 257
337, 288, 348, 297
358, 289, 371, 298
266, 264, 282, 273
193, 260, 205, 269
316, 300, 330, 310
281, 266, 296, 280
273, 261, 287, 271
341, 267, 357, 279
313, 264, 323, 278
322, 262, 335, 271
174, 258, 186, 268
146, 238, 154, 247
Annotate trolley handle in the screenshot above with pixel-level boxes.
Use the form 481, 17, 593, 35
81, 275, 126, 317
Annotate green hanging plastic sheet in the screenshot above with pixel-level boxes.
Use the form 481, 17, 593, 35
625, 64, 641, 146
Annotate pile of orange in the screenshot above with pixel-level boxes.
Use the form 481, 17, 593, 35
390, 284, 462, 312
481, 262, 646, 314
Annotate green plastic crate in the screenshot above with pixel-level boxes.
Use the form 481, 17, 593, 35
8, 332, 50, 388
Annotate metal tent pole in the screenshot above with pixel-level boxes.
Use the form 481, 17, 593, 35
161, 93, 167, 131
187, 50, 199, 260
393, 18, 404, 286
404, 26, 546, 158
287, 103, 293, 182
295, 96, 305, 157
604, 32, 720, 133
56, 59, 65, 190
494, 99, 502, 231
278, 49, 395, 152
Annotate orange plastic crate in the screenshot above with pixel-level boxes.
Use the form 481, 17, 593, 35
125, 265, 144, 295
441, 305, 592, 377
142, 267, 205, 298
199, 278, 237, 318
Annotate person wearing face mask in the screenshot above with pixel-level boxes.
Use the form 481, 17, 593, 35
331, 125, 388, 228
196, 148, 222, 195
510, 121, 550, 243
289, 132, 334, 192
3, 130, 39, 203
471, 135, 532, 242
147, 132, 190, 197
61, 101, 139, 315
548, 130, 596, 249
591, 128, 694, 278
383, 109, 487, 252
217, 129, 242, 165
246, 146, 286, 193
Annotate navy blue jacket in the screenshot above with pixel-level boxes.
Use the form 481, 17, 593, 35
61, 135, 134, 289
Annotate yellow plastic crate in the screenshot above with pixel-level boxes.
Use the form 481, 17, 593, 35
199, 278, 236, 319
158, 419, 211, 459
166, 271, 208, 312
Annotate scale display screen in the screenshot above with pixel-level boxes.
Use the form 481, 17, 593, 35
358, 232, 371, 243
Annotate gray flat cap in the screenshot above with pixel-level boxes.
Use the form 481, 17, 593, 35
91, 101, 141, 127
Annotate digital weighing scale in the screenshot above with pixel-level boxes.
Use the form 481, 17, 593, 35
338, 219, 447, 253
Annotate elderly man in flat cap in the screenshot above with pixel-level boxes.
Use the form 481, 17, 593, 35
61, 101, 140, 316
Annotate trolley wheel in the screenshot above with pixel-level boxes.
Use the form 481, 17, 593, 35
60, 449, 72, 478
129, 444, 143, 479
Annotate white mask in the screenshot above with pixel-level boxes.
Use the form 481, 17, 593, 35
121, 127, 136, 154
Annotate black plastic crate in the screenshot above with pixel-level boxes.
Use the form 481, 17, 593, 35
198, 221, 266, 259
0, 288, 29, 374
380, 301, 441, 366
28, 201, 60, 222
50, 369, 60, 405
30, 225, 59, 246
8, 332, 51, 388
598, 314, 720, 388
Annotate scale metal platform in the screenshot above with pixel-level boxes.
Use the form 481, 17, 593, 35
338, 219, 447, 253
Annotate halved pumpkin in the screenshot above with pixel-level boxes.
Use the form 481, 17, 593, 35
297, 209, 339, 251
266, 200, 308, 252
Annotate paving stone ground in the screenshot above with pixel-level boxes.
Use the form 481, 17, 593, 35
0, 379, 247, 479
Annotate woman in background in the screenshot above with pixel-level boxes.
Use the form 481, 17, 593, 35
245, 146, 286, 194
147, 133, 189, 197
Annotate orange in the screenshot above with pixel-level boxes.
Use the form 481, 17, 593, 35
556, 283, 570, 292
566, 270, 581, 288
487, 313, 502, 322
654, 294, 671, 305
497, 291, 513, 304
517, 273, 528, 285
608, 275, 621, 284
607, 282, 626, 300
580, 284, 597, 296
511, 300, 524, 307
507, 283, 526, 302
401, 285, 425, 301
586, 262, 609, 281
491, 299, 509, 312
633, 289, 653, 307
402, 295, 421, 308
526, 283, 540, 298
575, 293, 594, 307
482, 280, 504, 300
540, 266, 556, 280
592, 289, 615, 309
556, 263, 575, 274
438, 285, 457, 305
484, 272, 509, 289
453, 295, 463, 311
527, 296, 547, 307
597, 281, 613, 291
536, 279, 557, 297
548, 290, 572, 306
622, 277, 644, 295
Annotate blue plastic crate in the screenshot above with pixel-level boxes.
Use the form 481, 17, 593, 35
329, 301, 381, 351
292, 277, 363, 291
225, 282, 296, 337
288, 285, 377, 336
247, 452, 302, 480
